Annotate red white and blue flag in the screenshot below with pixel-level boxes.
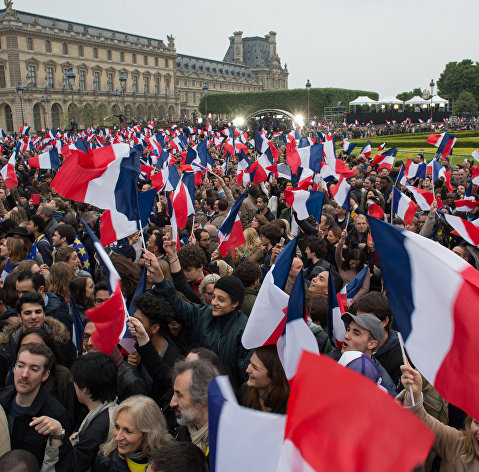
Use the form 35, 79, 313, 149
406, 185, 444, 211
330, 176, 351, 211
339, 264, 369, 308
371, 147, 397, 172
442, 213, 479, 246
284, 188, 325, 222
360, 140, 372, 158
28, 148, 61, 170
217, 190, 248, 257
405, 158, 426, 180
369, 216, 479, 420
0, 149, 18, 189
392, 187, 417, 225
377, 142, 386, 151
427, 132, 456, 158
367, 201, 385, 219
454, 199, 479, 213
327, 265, 346, 349
170, 172, 195, 229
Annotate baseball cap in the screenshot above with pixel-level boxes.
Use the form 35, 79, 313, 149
341, 312, 384, 343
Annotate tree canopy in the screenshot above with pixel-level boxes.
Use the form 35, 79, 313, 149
437, 59, 479, 102
396, 88, 423, 102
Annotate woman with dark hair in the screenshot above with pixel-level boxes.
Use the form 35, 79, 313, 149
250, 214, 269, 232
47, 262, 76, 300
110, 254, 141, 305
242, 345, 289, 413
70, 276, 95, 324
9, 327, 73, 413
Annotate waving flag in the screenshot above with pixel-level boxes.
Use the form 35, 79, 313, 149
170, 172, 195, 229
341, 140, 356, 155
327, 265, 346, 348
1, 150, 18, 189
242, 237, 298, 349
454, 199, 479, 213
406, 185, 444, 211
405, 159, 426, 180
208, 376, 285, 472
330, 176, 351, 211
369, 216, 479, 420
278, 352, 434, 472
83, 221, 128, 355
28, 148, 61, 170
284, 188, 324, 222
427, 132, 456, 157
471, 150, 479, 162
19, 125, 30, 136
236, 150, 252, 186
266, 163, 292, 181
218, 190, 248, 257
371, 147, 397, 172
26, 240, 37, 261
428, 158, 453, 191
277, 270, 319, 380
150, 164, 180, 191
377, 142, 386, 151
442, 213, 479, 246
360, 140, 372, 158
392, 187, 417, 225
367, 201, 384, 219
1, 258, 12, 282
339, 265, 369, 307
71, 299, 85, 357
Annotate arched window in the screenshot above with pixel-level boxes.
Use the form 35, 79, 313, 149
4, 104, 13, 132
51, 103, 61, 129
33, 103, 41, 131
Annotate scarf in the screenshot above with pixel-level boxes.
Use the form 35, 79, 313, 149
188, 423, 209, 454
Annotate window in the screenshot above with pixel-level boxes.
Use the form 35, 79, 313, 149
27, 37, 33, 50
78, 45, 83, 57
107, 72, 113, 92
184, 91, 188, 103
132, 75, 137, 93
79, 70, 86, 90
107, 49, 112, 61
0, 65, 5, 88
165, 77, 170, 96
45, 40, 51, 53
154, 57, 158, 67
193, 91, 196, 103
184, 79, 187, 86
63, 69, 69, 89
143, 55, 148, 65
165, 59, 169, 68
120, 51, 124, 62
62, 43, 68, 55
93, 47, 98, 59
154, 77, 159, 95
28, 65, 36, 87
93, 71, 100, 91
33, 103, 41, 132
144, 76, 149, 94
132, 53, 136, 64
46, 67, 54, 88
5, 104, 13, 132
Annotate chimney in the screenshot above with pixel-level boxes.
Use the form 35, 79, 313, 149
233, 31, 243, 63
268, 31, 277, 58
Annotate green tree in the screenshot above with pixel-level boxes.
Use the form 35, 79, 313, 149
454, 90, 478, 114
437, 59, 479, 102
397, 88, 423, 102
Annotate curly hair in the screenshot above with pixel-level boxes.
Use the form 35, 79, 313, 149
133, 293, 174, 331
233, 260, 262, 288
178, 244, 206, 269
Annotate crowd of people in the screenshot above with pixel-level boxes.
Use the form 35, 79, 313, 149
0, 119, 477, 472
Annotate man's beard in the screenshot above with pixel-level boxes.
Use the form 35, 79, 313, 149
176, 405, 202, 427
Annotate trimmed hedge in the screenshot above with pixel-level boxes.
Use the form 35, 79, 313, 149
199, 88, 379, 118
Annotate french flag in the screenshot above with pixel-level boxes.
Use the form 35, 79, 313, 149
170, 172, 195, 229
236, 150, 252, 186
454, 199, 479, 213
150, 164, 180, 191
295, 143, 323, 173
71, 299, 85, 357
217, 190, 248, 257
327, 265, 346, 349
208, 376, 285, 472
369, 216, 479, 421
19, 125, 30, 135
51, 143, 140, 217
405, 158, 426, 180
284, 188, 325, 222
360, 140, 372, 158
339, 265, 369, 308
428, 158, 453, 191
1, 258, 12, 282
242, 237, 298, 349
100, 188, 156, 246
371, 147, 397, 172
266, 163, 292, 181
427, 132, 456, 157
367, 201, 385, 219
28, 148, 61, 170
278, 352, 435, 472
246, 153, 273, 184
392, 187, 417, 225
277, 269, 319, 380
83, 221, 129, 355
341, 140, 356, 155
330, 176, 351, 211
377, 142, 386, 151
442, 213, 479, 246
1, 150, 18, 189
406, 185, 444, 211
471, 150, 479, 162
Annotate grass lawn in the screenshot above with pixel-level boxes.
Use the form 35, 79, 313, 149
346, 130, 479, 165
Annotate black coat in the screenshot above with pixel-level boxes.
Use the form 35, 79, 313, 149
0, 385, 71, 468
93, 449, 132, 472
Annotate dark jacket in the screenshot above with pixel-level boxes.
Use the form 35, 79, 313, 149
256, 208, 274, 222
240, 287, 258, 316
0, 385, 71, 468
153, 279, 251, 387
373, 329, 404, 388
117, 359, 150, 403
37, 235, 53, 267
93, 449, 134, 472
44, 217, 59, 245
45, 293, 73, 334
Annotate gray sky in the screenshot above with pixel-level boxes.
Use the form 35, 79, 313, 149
14, 0, 479, 98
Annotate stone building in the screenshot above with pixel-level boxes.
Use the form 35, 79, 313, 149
0, 4, 288, 131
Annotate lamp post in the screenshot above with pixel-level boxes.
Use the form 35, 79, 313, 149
119, 73, 127, 116
429, 79, 435, 122
66, 68, 76, 120
305, 79, 311, 123
16, 82, 24, 125
202, 82, 209, 118
40, 95, 46, 130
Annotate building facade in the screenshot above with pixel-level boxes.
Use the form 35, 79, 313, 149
0, 4, 288, 132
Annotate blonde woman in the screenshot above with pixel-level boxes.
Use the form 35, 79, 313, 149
95, 395, 171, 471
240, 227, 264, 263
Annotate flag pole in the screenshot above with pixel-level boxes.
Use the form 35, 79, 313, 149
136, 193, 147, 254
397, 331, 415, 406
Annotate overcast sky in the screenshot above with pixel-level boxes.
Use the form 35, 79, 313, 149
14, 0, 479, 98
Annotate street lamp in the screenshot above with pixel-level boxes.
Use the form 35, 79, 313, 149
65, 68, 76, 120
119, 73, 127, 116
40, 95, 46, 130
429, 79, 435, 122
305, 79, 311, 123
16, 82, 24, 125
202, 82, 209, 118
